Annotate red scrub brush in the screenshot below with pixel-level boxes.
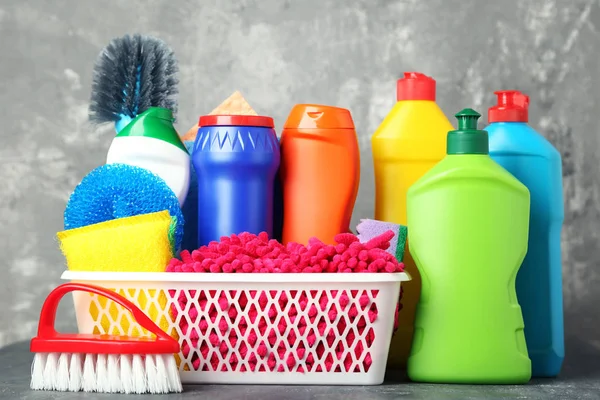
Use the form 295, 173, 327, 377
30, 283, 182, 394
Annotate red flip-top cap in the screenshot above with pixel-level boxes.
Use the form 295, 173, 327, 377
488, 90, 529, 123
396, 72, 436, 101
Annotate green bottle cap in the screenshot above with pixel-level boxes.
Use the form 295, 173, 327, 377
116, 107, 188, 154
446, 108, 489, 155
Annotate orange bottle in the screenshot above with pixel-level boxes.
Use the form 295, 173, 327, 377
280, 104, 360, 245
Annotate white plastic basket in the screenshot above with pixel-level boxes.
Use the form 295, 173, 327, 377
61, 271, 410, 385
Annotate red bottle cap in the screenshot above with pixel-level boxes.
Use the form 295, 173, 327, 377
488, 90, 529, 123
396, 72, 436, 101
198, 115, 274, 128
283, 104, 355, 129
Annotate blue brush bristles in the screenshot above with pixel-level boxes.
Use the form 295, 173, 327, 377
64, 163, 185, 251
89, 33, 179, 132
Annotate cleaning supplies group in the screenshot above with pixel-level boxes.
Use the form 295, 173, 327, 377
372, 73, 564, 384
47, 31, 563, 390
59, 33, 363, 269
61, 34, 189, 275
182, 97, 360, 248
45, 33, 403, 393
39, 35, 189, 394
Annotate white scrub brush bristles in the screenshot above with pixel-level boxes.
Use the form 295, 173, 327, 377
30, 352, 182, 394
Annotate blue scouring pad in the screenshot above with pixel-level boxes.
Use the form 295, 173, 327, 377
64, 163, 185, 251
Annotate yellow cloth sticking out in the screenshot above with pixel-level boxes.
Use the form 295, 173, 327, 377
57, 210, 175, 338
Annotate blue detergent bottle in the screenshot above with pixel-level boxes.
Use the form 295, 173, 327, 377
486, 90, 564, 377
192, 114, 280, 246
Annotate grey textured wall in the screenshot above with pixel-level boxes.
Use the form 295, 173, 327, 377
0, 0, 598, 350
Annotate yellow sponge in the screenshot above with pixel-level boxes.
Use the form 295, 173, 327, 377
57, 210, 174, 272
57, 210, 175, 338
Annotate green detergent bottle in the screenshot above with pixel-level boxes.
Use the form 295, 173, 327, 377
406, 108, 532, 384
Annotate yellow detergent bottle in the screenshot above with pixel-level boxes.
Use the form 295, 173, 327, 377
371, 72, 453, 368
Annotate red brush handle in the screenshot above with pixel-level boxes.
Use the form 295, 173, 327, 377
37, 283, 171, 341
31, 283, 179, 355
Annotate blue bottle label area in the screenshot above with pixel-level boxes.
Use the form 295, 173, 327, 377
192, 125, 280, 247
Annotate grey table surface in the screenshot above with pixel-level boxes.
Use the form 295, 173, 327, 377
1, 338, 599, 400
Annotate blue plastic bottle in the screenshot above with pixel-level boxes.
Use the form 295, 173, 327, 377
192, 114, 280, 246
486, 90, 564, 377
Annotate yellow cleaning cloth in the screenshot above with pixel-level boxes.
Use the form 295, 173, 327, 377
57, 210, 175, 338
